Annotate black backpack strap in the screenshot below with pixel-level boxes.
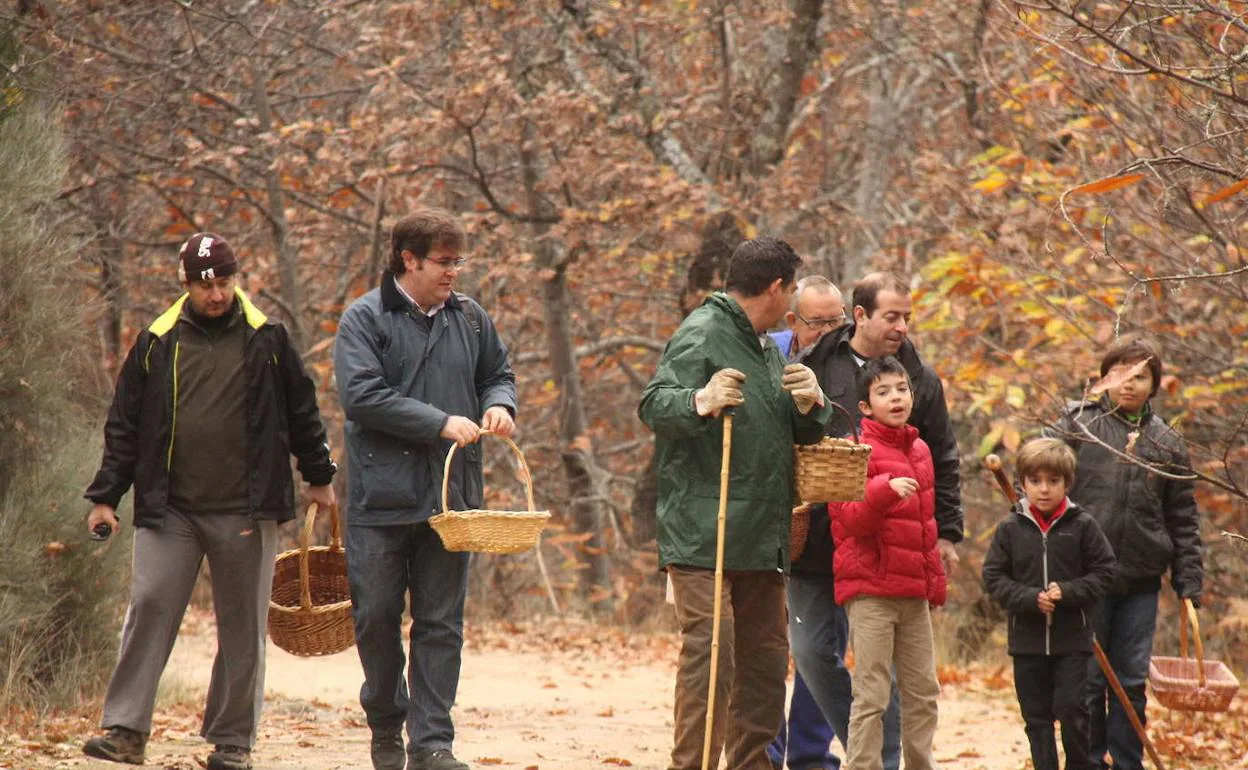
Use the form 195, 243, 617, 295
454, 292, 482, 335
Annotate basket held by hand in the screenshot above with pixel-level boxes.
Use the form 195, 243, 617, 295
429, 430, 550, 554
794, 402, 872, 504
1148, 598, 1239, 712
268, 502, 355, 657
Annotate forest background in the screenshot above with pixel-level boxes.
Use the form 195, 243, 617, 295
1, 0, 1246, 720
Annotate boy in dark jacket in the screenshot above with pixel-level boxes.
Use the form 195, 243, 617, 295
983, 438, 1116, 770
829, 357, 945, 770
1045, 338, 1203, 770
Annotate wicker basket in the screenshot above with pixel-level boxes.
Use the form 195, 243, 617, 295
1148, 598, 1239, 712
268, 502, 355, 657
794, 402, 872, 503
789, 504, 812, 562
429, 431, 550, 554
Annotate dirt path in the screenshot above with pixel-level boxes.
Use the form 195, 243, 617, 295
8, 617, 1035, 770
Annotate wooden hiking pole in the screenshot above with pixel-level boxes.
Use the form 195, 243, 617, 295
701, 412, 733, 770
984, 454, 1167, 770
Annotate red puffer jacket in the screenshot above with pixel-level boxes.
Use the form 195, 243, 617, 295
829, 418, 947, 607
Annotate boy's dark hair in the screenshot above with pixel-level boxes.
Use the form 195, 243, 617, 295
851, 272, 910, 318
389, 207, 465, 274
1016, 437, 1077, 487
1099, 336, 1163, 398
856, 355, 911, 404
724, 236, 801, 297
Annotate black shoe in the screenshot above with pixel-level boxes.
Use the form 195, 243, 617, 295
371, 729, 406, 770
207, 744, 252, 770
83, 726, 147, 765
410, 748, 470, 770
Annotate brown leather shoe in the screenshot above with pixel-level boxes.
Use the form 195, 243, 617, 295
82, 726, 147, 765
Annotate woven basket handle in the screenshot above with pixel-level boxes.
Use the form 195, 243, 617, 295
825, 400, 861, 443
298, 502, 323, 612
1178, 597, 1206, 688
441, 430, 537, 515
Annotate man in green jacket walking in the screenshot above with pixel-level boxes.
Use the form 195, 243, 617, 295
640, 236, 833, 770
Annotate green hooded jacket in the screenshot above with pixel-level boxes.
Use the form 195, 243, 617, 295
638, 293, 833, 571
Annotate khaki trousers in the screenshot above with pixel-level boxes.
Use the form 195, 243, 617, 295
667, 566, 788, 770
844, 596, 940, 770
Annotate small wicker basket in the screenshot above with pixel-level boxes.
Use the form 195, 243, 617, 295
268, 502, 355, 657
1148, 598, 1239, 712
794, 402, 872, 504
429, 430, 550, 554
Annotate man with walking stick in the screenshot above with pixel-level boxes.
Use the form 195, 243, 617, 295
639, 236, 833, 770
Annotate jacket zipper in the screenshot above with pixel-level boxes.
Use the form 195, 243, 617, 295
1042, 529, 1051, 656
165, 340, 181, 470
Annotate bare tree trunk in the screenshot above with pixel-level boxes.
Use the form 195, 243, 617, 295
841, 0, 907, 281
96, 220, 125, 377
519, 121, 613, 605
250, 61, 304, 350
752, 0, 824, 172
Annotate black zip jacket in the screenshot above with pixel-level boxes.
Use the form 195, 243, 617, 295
983, 499, 1117, 656
793, 324, 964, 575
85, 290, 336, 527
1045, 397, 1203, 599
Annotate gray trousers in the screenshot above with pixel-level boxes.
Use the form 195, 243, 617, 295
101, 510, 278, 747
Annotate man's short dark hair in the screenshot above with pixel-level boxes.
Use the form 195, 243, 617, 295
724, 236, 801, 297
851, 272, 910, 318
1099, 336, 1163, 398
389, 207, 465, 274
856, 355, 911, 404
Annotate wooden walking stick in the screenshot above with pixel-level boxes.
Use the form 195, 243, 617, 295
701, 411, 734, 770
984, 454, 1167, 770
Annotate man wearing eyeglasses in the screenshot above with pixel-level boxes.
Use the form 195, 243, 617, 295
767, 274, 844, 770
772, 275, 847, 364
334, 207, 517, 770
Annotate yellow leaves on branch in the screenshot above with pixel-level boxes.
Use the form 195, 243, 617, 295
1067, 173, 1146, 195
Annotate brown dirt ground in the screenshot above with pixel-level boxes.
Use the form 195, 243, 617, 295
5, 613, 1242, 770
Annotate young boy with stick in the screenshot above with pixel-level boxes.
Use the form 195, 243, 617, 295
983, 438, 1117, 770
828, 357, 945, 770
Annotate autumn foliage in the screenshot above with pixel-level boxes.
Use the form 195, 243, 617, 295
3, 0, 1245, 713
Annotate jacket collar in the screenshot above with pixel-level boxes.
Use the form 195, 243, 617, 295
1018, 497, 1079, 531
381, 270, 464, 314
860, 417, 919, 448
807, 323, 924, 375
148, 287, 268, 338
706, 292, 771, 349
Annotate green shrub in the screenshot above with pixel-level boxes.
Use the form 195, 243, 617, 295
0, 431, 133, 711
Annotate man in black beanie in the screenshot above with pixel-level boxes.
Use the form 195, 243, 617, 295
82, 232, 337, 770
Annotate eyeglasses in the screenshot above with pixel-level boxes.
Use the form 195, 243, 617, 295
428, 257, 468, 272
794, 311, 846, 330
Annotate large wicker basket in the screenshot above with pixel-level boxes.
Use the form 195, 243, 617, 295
268, 502, 355, 657
794, 402, 872, 503
429, 431, 550, 554
1148, 598, 1239, 712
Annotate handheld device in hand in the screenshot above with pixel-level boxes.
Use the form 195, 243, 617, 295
90, 523, 113, 541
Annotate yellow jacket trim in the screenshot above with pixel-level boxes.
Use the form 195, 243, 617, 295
147, 288, 268, 338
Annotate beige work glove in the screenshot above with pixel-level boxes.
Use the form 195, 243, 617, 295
782, 363, 824, 415
694, 368, 746, 418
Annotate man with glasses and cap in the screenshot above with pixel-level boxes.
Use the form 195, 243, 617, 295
334, 207, 517, 770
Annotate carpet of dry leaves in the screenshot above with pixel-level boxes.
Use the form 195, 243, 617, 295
1, 612, 1244, 770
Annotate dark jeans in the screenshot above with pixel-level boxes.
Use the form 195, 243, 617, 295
1086, 592, 1158, 770
346, 522, 470, 756
786, 573, 901, 770
1014, 654, 1096, 770
768, 672, 837, 770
